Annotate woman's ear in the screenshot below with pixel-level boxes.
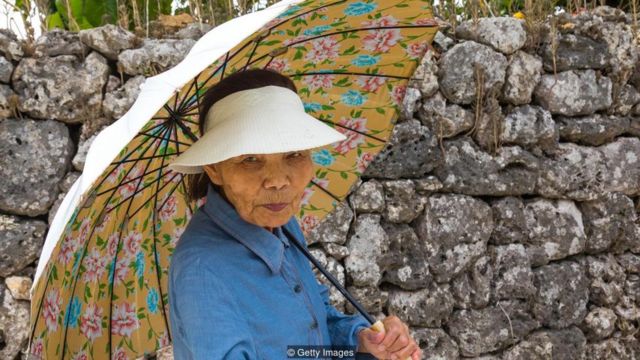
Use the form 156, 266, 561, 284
203, 164, 223, 186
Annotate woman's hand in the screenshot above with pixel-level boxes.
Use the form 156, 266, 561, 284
356, 315, 422, 360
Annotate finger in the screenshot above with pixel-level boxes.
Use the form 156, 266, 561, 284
365, 328, 385, 345
391, 341, 418, 360
387, 333, 410, 353
380, 327, 401, 350
411, 346, 422, 360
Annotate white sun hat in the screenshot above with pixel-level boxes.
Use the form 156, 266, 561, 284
166, 84, 347, 174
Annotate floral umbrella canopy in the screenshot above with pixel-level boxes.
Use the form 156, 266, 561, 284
28, 0, 439, 358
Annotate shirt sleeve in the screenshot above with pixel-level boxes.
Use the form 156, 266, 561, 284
316, 276, 371, 348
170, 249, 258, 359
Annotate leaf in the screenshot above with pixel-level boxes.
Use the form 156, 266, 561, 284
148, 328, 154, 340
376, 107, 386, 114
340, 172, 348, 179
260, 40, 281, 46
52, 266, 59, 280
342, 45, 356, 55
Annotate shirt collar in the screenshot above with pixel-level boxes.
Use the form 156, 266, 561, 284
201, 182, 298, 274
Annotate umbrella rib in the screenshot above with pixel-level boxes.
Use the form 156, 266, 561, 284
175, 75, 200, 114
126, 170, 178, 221
105, 121, 173, 359
114, 105, 196, 214
110, 154, 179, 165
243, 28, 270, 72
58, 122, 173, 359
138, 119, 173, 136
99, 164, 170, 200
309, 178, 342, 203
108, 111, 199, 212
138, 131, 191, 147
159, 95, 201, 144
149, 117, 176, 344
318, 118, 387, 144
152, 115, 199, 125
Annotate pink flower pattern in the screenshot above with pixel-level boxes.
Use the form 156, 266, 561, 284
80, 302, 103, 341
158, 195, 178, 223
43, 287, 62, 332
391, 84, 407, 106
363, 29, 402, 53
301, 178, 329, 206
356, 76, 387, 92
357, 152, 376, 174
300, 214, 320, 234
82, 249, 107, 283
111, 302, 139, 337
362, 15, 398, 27
106, 233, 119, 258
303, 74, 335, 90
113, 256, 130, 285
57, 235, 78, 265
118, 165, 144, 199
266, 58, 290, 73
406, 42, 428, 59
334, 117, 367, 155
30, 337, 44, 357
304, 36, 340, 63
113, 347, 130, 360
122, 231, 142, 258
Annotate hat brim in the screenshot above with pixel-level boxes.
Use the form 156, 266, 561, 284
166, 112, 347, 174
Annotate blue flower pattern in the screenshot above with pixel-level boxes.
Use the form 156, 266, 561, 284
344, 2, 377, 16
303, 102, 322, 113
351, 55, 380, 67
311, 149, 335, 166
341, 90, 367, 106
63, 296, 82, 328
147, 288, 159, 314
303, 25, 332, 36
135, 251, 145, 278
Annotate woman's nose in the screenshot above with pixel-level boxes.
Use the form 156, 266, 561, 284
263, 163, 290, 190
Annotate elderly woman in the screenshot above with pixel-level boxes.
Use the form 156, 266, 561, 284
166, 69, 421, 360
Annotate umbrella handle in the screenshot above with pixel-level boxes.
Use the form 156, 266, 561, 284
369, 320, 413, 360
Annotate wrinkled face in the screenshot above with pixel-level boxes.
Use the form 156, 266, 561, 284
203, 150, 314, 232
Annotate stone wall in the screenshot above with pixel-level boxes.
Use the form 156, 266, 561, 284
1, 5, 639, 360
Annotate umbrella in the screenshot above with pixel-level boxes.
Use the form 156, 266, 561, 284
27, 0, 439, 358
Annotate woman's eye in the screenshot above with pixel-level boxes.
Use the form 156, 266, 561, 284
289, 152, 304, 158
242, 156, 258, 163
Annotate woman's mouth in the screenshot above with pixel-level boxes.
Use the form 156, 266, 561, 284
263, 203, 288, 212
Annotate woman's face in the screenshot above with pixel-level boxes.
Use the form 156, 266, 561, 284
203, 150, 314, 232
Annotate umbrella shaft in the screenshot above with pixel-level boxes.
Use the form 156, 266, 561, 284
283, 227, 376, 325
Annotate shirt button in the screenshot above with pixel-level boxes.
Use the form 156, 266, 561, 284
310, 320, 318, 329
294, 284, 302, 293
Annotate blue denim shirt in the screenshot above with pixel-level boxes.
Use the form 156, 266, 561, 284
168, 182, 370, 359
